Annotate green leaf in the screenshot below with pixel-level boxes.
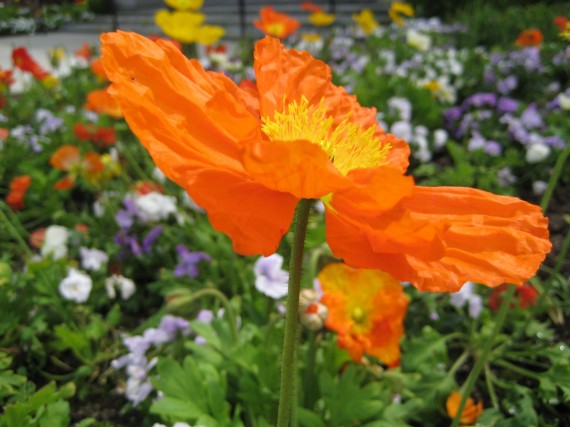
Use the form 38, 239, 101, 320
150, 396, 203, 420
298, 407, 326, 427
190, 321, 222, 350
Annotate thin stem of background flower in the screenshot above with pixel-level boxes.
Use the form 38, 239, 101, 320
277, 199, 312, 427
451, 284, 516, 427
540, 142, 570, 214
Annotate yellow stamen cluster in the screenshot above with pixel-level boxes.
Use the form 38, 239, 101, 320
261, 96, 390, 175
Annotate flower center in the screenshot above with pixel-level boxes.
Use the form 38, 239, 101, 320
261, 96, 391, 175
351, 306, 366, 324
266, 22, 285, 37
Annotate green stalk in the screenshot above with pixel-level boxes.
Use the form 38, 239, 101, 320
451, 284, 516, 427
484, 363, 499, 410
540, 142, 570, 214
276, 199, 312, 427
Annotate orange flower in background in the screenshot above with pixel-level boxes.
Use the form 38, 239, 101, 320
84, 88, 123, 118
515, 29, 543, 47
29, 227, 46, 248
12, 47, 50, 80
254, 7, 300, 39
50, 145, 104, 189
6, 175, 31, 211
134, 180, 164, 195
301, 2, 322, 13
319, 263, 408, 365
489, 283, 539, 311
75, 42, 93, 61
74, 123, 116, 146
553, 16, 568, 31
1, 68, 14, 89
446, 391, 483, 425
101, 31, 551, 292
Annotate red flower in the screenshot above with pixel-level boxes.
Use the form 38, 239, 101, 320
6, 175, 32, 211
301, 2, 322, 13
489, 284, 539, 311
134, 180, 164, 195
0, 68, 14, 88
515, 29, 543, 47
75, 42, 93, 61
12, 47, 50, 80
74, 123, 116, 147
554, 16, 568, 31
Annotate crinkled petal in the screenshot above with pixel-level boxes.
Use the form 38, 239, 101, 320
101, 31, 260, 187
187, 169, 298, 256
254, 36, 331, 118
243, 139, 349, 198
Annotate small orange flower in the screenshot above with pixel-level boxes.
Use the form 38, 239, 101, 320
1, 68, 14, 89
554, 16, 568, 31
134, 180, 164, 195
84, 88, 123, 118
12, 47, 50, 80
515, 29, 543, 47
30, 228, 46, 248
6, 175, 31, 211
319, 263, 408, 366
0, 128, 8, 139
100, 32, 551, 292
446, 391, 483, 425
74, 123, 116, 146
75, 42, 93, 61
254, 7, 300, 39
489, 284, 539, 311
50, 145, 104, 189
301, 2, 322, 13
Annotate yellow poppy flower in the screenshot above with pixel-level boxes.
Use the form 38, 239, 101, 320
352, 9, 379, 35
389, 2, 414, 27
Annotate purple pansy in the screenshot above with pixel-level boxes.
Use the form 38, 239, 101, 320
174, 245, 212, 278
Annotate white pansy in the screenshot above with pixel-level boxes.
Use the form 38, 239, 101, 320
59, 268, 92, 303
558, 93, 570, 110
151, 167, 167, 184
390, 121, 413, 142
41, 225, 69, 260
406, 29, 432, 51
105, 274, 136, 300
80, 247, 109, 271
526, 143, 551, 163
433, 129, 448, 148
135, 192, 177, 222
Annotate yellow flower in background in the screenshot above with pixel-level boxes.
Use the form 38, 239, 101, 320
195, 25, 225, 45
301, 32, 322, 43
352, 9, 379, 35
560, 22, 570, 41
48, 47, 66, 68
389, 1, 414, 27
155, 10, 224, 45
164, 0, 203, 11
40, 75, 60, 90
309, 11, 336, 26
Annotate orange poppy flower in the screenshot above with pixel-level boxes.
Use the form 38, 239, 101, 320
148, 34, 183, 51
75, 42, 92, 61
1, 68, 14, 89
554, 16, 568, 31
254, 7, 300, 39
12, 47, 50, 80
6, 175, 31, 211
301, 2, 322, 13
446, 391, 483, 425
29, 227, 46, 248
515, 29, 543, 47
74, 123, 116, 146
84, 88, 123, 118
319, 263, 408, 366
100, 32, 551, 292
134, 180, 164, 195
50, 145, 104, 189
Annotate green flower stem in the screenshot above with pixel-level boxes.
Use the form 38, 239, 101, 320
451, 284, 516, 427
484, 363, 499, 410
277, 199, 313, 427
303, 331, 319, 409
493, 359, 542, 381
167, 288, 239, 345
540, 141, 570, 214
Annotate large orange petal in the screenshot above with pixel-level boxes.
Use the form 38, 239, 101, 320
401, 186, 551, 291
84, 88, 122, 118
243, 139, 349, 199
254, 36, 332, 118
100, 31, 260, 187
187, 169, 298, 256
